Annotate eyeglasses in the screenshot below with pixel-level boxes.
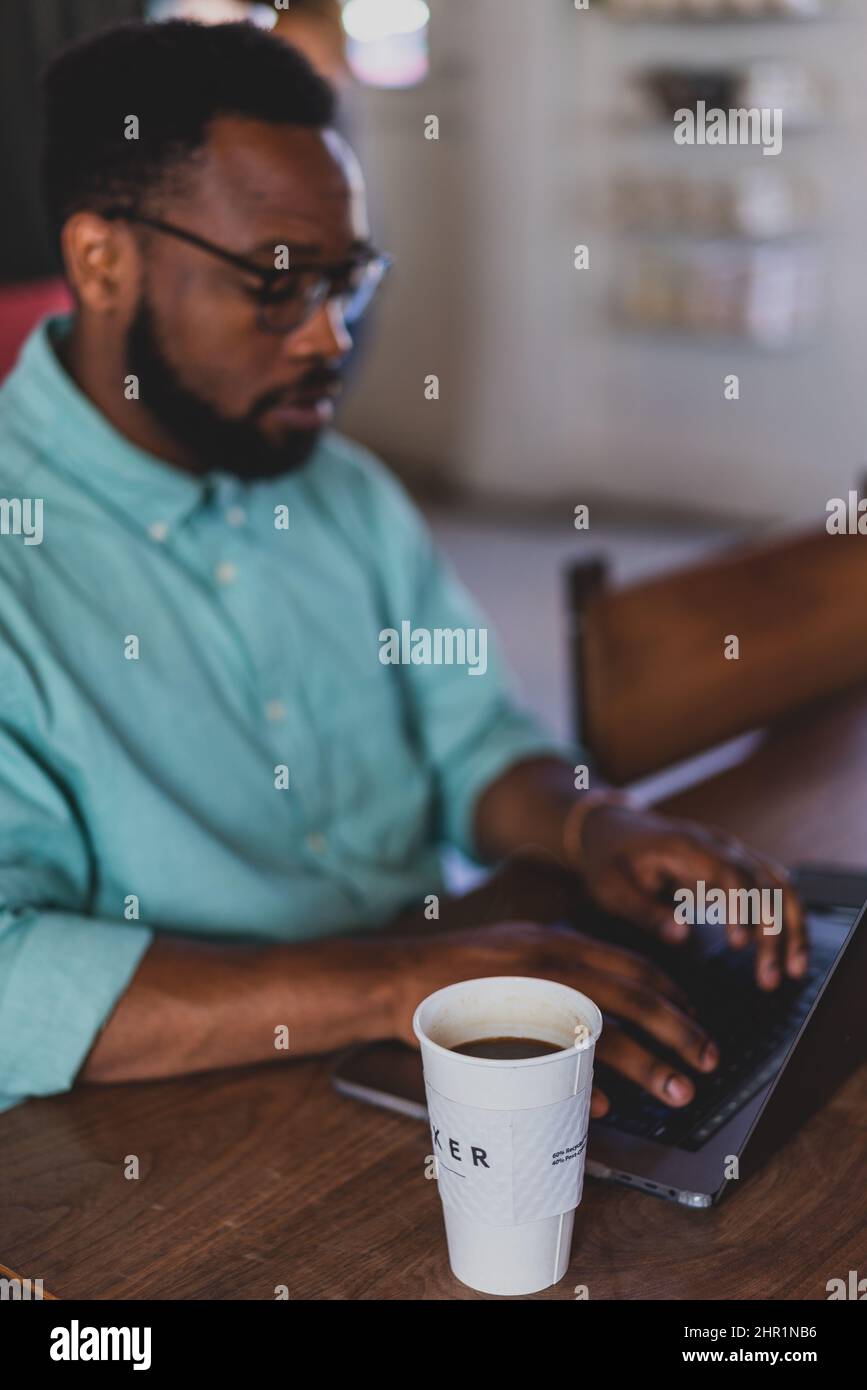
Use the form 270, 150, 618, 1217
103, 209, 392, 335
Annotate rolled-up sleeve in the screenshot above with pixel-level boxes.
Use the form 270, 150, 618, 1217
362, 456, 577, 860
0, 720, 153, 1112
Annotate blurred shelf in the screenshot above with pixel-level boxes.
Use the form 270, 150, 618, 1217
604, 0, 839, 21
615, 227, 823, 243
608, 319, 821, 351
607, 15, 835, 24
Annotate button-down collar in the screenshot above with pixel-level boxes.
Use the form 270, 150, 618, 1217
4, 314, 206, 534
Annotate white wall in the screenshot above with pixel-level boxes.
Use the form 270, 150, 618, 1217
338, 0, 867, 523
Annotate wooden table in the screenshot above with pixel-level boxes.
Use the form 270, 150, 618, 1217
2, 689, 867, 1300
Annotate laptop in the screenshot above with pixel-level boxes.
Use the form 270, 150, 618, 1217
331, 864, 867, 1207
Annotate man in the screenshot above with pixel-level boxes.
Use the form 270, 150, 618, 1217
0, 20, 806, 1119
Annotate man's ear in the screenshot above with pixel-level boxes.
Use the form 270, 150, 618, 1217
60, 211, 141, 316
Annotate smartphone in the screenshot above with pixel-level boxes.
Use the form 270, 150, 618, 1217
331, 1039, 427, 1120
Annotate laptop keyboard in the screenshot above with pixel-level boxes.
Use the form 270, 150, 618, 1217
594, 933, 841, 1151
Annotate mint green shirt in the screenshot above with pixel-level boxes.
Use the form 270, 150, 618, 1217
0, 316, 566, 1111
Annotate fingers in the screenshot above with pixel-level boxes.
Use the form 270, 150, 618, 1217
692, 843, 809, 988
596, 1025, 698, 1108
590, 1086, 609, 1118
629, 840, 744, 947
622, 849, 693, 943
780, 877, 809, 978
627, 834, 810, 990
613, 838, 746, 946
582, 969, 718, 1076
566, 932, 695, 1014
592, 867, 691, 945
739, 850, 805, 984
743, 860, 787, 990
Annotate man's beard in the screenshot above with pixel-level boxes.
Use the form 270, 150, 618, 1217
126, 295, 327, 479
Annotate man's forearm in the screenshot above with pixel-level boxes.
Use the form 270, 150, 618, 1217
79, 932, 402, 1085
472, 757, 601, 867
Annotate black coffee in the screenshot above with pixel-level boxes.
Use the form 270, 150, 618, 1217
451, 1035, 564, 1061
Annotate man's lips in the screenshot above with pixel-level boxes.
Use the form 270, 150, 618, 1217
260, 386, 340, 430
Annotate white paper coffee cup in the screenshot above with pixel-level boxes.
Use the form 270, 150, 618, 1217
413, 975, 603, 1297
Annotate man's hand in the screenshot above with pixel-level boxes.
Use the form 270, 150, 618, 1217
389, 920, 720, 1119
572, 803, 808, 991
472, 757, 807, 990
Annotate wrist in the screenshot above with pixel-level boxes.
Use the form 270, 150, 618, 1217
563, 790, 633, 875
359, 941, 410, 1042
368, 937, 423, 1041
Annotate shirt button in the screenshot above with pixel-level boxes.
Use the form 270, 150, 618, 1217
226, 506, 246, 527
265, 700, 287, 723
148, 521, 169, 542
306, 832, 327, 854
215, 561, 238, 586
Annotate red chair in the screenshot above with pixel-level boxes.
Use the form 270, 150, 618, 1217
0, 278, 72, 382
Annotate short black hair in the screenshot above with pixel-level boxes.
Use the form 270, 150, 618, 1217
41, 19, 337, 246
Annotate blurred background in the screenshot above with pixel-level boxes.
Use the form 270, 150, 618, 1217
1, 0, 864, 758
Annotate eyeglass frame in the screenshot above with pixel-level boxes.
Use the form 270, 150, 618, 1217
101, 207, 392, 334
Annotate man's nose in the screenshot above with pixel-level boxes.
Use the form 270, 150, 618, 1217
284, 299, 353, 360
